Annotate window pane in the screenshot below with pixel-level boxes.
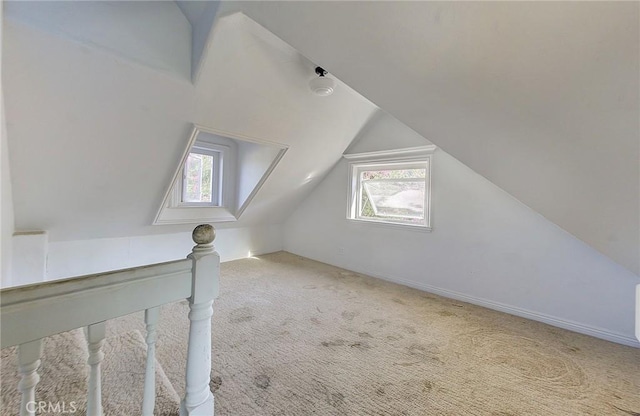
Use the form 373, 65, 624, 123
183, 153, 213, 203
361, 168, 425, 180
360, 168, 426, 222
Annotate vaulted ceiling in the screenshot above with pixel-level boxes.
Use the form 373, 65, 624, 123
3, 1, 638, 275
3, 3, 376, 240
220, 1, 640, 275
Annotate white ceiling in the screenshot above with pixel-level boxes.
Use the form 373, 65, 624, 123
3, 7, 376, 240
220, 1, 640, 275
175, 0, 207, 27
4, 1, 192, 79
4, 1, 638, 275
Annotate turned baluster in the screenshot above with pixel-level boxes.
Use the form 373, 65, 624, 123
180, 224, 219, 416
85, 321, 106, 416
142, 306, 160, 416
18, 339, 43, 416
636, 285, 640, 341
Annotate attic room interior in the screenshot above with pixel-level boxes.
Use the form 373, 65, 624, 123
0, 1, 638, 415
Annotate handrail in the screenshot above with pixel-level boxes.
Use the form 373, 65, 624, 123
0, 224, 219, 416
1, 258, 192, 348
1, 258, 190, 305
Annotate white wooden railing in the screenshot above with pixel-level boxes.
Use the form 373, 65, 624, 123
0, 224, 220, 416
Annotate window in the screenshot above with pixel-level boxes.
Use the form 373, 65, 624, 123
154, 125, 288, 225
180, 145, 222, 206
172, 142, 227, 208
345, 148, 433, 230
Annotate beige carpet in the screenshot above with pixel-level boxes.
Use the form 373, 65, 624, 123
1, 329, 89, 414
3, 252, 640, 415
1, 330, 180, 415
119, 252, 640, 415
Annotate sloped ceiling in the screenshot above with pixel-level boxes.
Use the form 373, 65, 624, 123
4, 1, 192, 78
220, 1, 640, 275
3, 5, 376, 240
4, 1, 638, 275
175, 0, 207, 27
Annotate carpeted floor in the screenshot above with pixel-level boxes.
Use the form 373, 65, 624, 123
1, 329, 180, 415
3, 252, 640, 415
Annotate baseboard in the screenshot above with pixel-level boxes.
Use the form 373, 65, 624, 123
286, 251, 640, 348
372, 271, 640, 348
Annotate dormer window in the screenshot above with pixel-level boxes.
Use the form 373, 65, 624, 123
177, 143, 226, 207
154, 125, 288, 225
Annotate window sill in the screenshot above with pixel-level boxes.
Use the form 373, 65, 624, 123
346, 218, 432, 233
153, 206, 237, 225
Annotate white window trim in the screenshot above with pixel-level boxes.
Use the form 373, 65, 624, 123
344, 146, 435, 231
171, 143, 227, 208
153, 125, 288, 226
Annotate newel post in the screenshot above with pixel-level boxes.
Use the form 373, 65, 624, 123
180, 224, 219, 416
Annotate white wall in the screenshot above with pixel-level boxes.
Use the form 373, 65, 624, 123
5, 1, 191, 79
45, 224, 282, 281
224, 1, 640, 275
1, 0, 15, 288
344, 109, 435, 153
4, 11, 375, 242
0, 99, 11, 288
12, 231, 47, 286
284, 112, 640, 347
190, 0, 220, 81
236, 140, 282, 210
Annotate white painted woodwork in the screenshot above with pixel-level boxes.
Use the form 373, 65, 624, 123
180, 300, 215, 416
17, 339, 42, 416
154, 125, 289, 226
0, 259, 192, 348
180, 224, 219, 416
636, 285, 640, 341
344, 146, 436, 232
342, 145, 437, 161
142, 307, 160, 416
85, 322, 106, 416
1, 224, 219, 415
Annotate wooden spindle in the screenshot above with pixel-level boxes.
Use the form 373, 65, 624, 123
18, 339, 43, 416
635, 284, 639, 342
180, 224, 219, 416
85, 321, 106, 416
142, 306, 160, 416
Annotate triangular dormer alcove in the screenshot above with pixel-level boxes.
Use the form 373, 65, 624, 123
153, 125, 287, 225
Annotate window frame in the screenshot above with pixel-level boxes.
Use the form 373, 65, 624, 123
171, 142, 228, 208
345, 148, 434, 231
153, 124, 289, 226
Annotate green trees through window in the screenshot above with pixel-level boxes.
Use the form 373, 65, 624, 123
183, 153, 214, 203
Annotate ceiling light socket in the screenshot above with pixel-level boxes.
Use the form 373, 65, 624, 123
310, 66, 335, 96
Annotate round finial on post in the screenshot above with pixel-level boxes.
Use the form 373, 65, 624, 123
192, 224, 215, 245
